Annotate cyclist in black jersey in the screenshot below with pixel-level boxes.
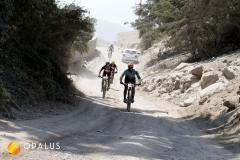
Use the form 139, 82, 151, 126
107, 44, 114, 52
98, 61, 113, 91
110, 61, 118, 84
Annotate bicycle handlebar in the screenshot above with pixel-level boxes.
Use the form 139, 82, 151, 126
121, 82, 141, 86
99, 76, 111, 79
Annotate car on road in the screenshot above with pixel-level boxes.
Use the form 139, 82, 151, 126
122, 48, 139, 63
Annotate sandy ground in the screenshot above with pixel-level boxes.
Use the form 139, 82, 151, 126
0, 47, 239, 159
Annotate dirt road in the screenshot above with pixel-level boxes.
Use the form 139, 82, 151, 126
0, 47, 238, 159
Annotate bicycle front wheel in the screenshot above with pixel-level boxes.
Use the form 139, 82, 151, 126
127, 90, 132, 112
108, 51, 112, 58
102, 81, 107, 98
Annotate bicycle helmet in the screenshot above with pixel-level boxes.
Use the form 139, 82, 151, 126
111, 61, 115, 64
128, 62, 134, 68
105, 61, 110, 65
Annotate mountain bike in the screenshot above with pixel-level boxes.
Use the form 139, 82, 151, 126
107, 49, 113, 61
99, 75, 109, 98
121, 82, 141, 112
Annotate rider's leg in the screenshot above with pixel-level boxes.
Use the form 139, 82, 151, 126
101, 79, 103, 91
112, 75, 114, 83
108, 78, 110, 89
123, 85, 127, 102
132, 87, 135, 102
107, 73, 111, 89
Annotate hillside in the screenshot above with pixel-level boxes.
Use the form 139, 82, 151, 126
135, 41, 240, 153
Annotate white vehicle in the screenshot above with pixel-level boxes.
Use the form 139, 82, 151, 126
122, 48, 139, 63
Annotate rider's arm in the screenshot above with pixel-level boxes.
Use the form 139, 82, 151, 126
136, 71, 142, 83
98, 67, 104, 76
137, 76, 142, 83
120, 73, 124, 83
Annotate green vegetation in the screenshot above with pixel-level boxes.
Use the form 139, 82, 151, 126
132, 0, 240, 61
0, 0, 95, 109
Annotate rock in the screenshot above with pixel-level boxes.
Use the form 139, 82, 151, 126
81, 64, 87, 68
158, 88, 168, 94
199, 97, 208, 105
146, 85, 156, 92
222, 59, 228, 63
180, 102, 184, 107
155, 76, 163, 83
223, 100, 236, 109
222, 67, 236, 79
163, 95, 172, 100
190, 65, 203, 79
175, 63, 189, 71
180, 75, 197, 92
184, 97, 196, 107
200, 72, 219, 89
153, 44, 158, 48
186, 88, 193, 93
173, 79, 180, 90
200, 82, 224, 97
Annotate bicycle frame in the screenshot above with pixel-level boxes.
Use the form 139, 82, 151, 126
100, 76, 109, 98
108, 50, 112, 61
122, 83, 141, 112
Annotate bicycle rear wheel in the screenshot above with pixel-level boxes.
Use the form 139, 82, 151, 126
127, 90, 132, 112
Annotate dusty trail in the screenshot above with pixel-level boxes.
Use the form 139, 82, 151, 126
0, 47, 238, 159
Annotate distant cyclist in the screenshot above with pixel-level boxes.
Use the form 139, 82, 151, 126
107, 44, 114, 52
98, 61, 113, 91
120, 62, 141, 103
110, 61, 118, 84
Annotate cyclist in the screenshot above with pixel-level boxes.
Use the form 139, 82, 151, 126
110, 61, 118, 84
98, 61, 113, 91
120, 62, 141, 103
107, 44, 114, 52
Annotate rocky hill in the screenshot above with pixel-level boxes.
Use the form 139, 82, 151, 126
136, 41, 240, 153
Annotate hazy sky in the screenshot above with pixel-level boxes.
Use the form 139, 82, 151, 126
58, 0, 146, 27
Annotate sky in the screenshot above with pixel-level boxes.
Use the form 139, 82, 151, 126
57, 0, 146, 28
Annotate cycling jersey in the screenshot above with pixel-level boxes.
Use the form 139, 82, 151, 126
108, 46, 114, 52
101, 65, 113, 76
122, 69, 140, 83
110, 64, 117, 71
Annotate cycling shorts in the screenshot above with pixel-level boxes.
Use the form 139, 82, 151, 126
124, 77, 136, 84
103, 72, 111, 77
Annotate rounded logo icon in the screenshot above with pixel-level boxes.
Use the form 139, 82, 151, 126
8, 142, 21, 154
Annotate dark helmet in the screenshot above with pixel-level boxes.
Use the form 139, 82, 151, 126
105, 61, 110, 65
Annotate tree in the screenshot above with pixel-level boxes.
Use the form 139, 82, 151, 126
131, 0, 240, 61
131, 0, 187, 50
0, 0, 95, 106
